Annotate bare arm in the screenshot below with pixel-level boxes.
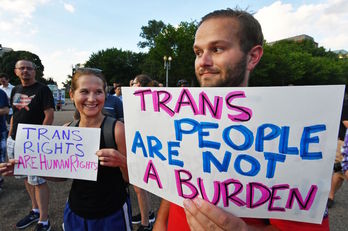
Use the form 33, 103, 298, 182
43, 108, 54, 125
0, 106, 9, 116
343, 120, 348, 129
96, 121, 128, 182
183, 198, 277, 231
153, 199, 171, 231
8, 116, 13, 138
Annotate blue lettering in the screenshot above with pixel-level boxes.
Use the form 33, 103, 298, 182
279, 126, 298, 155
168, 141, 183, 167
174, 118, 199, 141
223, 125, 253, 151
234, 154, 260, 177
147, 136, 166, 160
23, 141, 33, 153
202, 151, 232, 173
198, 122, 220, 149
264, 152, 286, 178
131, 131, 148, 157
300, 125, 326, 160
255, 124, 280, 152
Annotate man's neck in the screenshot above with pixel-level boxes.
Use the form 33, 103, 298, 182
21, 80, 36, 87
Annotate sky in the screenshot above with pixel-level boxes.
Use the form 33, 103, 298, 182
1, 0, 347, 88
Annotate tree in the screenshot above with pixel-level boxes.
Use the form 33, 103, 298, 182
85, 48, 145, 86
250, 40, 348, 86
0, 50, 56, 85
138, 20, 166, 49
139, 20, 198, 86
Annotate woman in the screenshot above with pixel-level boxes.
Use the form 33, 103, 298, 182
0, 68, 131, 230
63, 68, 131, 231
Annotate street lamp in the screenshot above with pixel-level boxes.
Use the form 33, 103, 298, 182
163, 56, 172, 87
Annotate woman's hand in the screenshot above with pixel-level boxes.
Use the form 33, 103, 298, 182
96, 148, 127, 169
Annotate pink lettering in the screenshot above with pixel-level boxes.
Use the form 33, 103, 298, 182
143, 160, 163, 188
198, 92, 223, 120
286, 185, 318, 210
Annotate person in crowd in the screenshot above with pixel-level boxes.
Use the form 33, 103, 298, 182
0, 73, 14, 124
0, 67, 131, 231
7, 60, 54, 231
153, 8, 329, 231
0, 87, 9, 192
328, 96, 348, 208
131, 74, 156, 231
343, 121, 348, 179
176, 79, 189, 87
103, 85, 124, 121
63, 68, 131, 231
114, 83, 123, 101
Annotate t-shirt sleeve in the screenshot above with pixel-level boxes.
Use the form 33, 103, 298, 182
0, 90, 9, 108
41, 85, 55, 110
115, 97, 124, 119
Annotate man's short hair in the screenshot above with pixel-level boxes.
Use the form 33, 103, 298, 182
15, 59, 37, 69
0, 73, 9, 80
177, 79, 189, 87
199, 8, 264, 54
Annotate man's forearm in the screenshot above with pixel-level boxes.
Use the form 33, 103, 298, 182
43, 108, 54, 125
0, 107, 9, 116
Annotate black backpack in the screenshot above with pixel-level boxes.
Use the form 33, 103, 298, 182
68, 116, 117, 148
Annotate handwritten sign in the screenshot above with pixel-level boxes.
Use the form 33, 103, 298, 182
124, 85, 345, 224
14, 124, 101, 181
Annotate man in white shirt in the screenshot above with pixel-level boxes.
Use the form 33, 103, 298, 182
0, 73, 14, 123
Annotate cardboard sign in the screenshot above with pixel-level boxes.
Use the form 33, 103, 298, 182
14, 124, 100, 181
123, 86, 344, 224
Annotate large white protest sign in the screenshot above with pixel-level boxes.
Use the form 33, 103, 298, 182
14, 124, 100, 181
123, 85, 344, 224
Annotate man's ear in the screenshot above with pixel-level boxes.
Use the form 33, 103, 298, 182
246, 45, 263, 72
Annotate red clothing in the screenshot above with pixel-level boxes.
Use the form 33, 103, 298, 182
167, 203, 329, 231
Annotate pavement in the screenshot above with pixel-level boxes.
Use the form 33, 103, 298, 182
0, 100, 347, 230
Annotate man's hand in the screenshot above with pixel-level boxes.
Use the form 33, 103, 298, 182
183, 198, 248, 231
0, 159, 17, 176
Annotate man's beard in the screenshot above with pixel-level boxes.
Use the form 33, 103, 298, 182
224, 54, 247, 87
197, 54, 247, 87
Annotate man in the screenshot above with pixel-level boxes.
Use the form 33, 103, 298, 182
8, 60, 54, 231
176, 79, 189, 87
154, 9, 329, 231
114, 83, 123, 101
0, 73, 14, 123
103, 86, 124, 121
0, 87, 9, 192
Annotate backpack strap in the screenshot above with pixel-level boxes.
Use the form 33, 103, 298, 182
68, 117, 117, 148
102, 116, 117, 148
68, 120, 79, 127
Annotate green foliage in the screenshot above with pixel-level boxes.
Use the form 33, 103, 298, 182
250, 40, 348, 86
84, 48, 145, 86
138, 20, 166, 49
139, 20, 198, 86
0, 50, 56, 85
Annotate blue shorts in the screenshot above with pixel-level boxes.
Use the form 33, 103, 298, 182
63, 197, 132, 231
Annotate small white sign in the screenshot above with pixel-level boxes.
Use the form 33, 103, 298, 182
14, 124, 100, 181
